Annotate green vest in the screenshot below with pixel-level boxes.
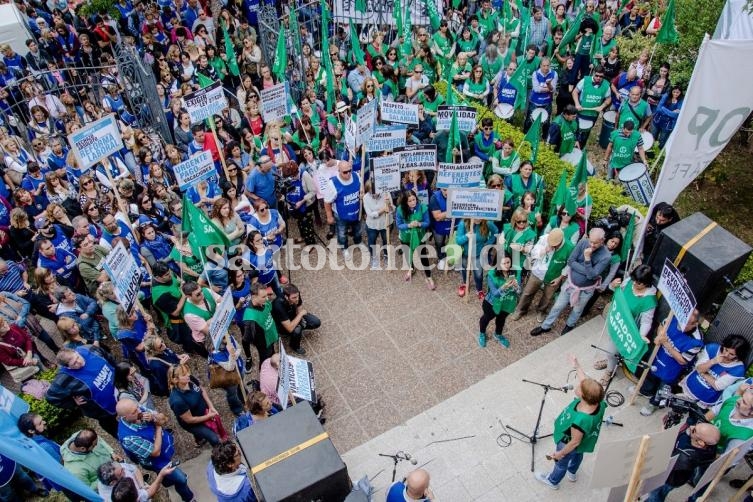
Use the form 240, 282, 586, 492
480, 55, 504, 83
432, 32, 454, 59
576, 33, 594, 55
243, 301, 279, 348
609, 130, 641, 169
466, 79, 488, 97
510, 172, 543, 208
152, 275, 183, 325
618, 99, 649, 129
713, 396, 753, 450
516, 55, 541, 90
579, 77, 609, 118
543, 240, 575, 283
622, 279, 658, 317
502, 223, 537, 255
553, 399, 607, 453
398, 205, 427, 243
591, 37, 616, 63
182, 289, 217, 321
487, 269, 521, 315
553, 115, 578, 154
457, 36, 478, 55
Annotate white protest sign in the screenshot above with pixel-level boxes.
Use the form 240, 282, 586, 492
334, 0, 443, 26
260, 82, 290, 122
657, 259, 697, 331
380, 100, 419, 125
277, 344, 291, 410
209, 289, 236, 350
68, 114, 124, 170
286, 354, 315, 402
173, 151, 215, 190
345, 118, 358, 151
357, 98, 377, 145
606, 456, 679, 502
447, 188, 504, 220
184, 81, 228, 123
436, 161, 484, 188
395, 144, 437, 172
367, 125, 407, 152
690, 436, 753, 496
102, 241, 141, 313
372, 155, 401, 193
436, 105, 477, 132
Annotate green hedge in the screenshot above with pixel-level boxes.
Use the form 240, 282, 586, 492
20, 368, 81, 443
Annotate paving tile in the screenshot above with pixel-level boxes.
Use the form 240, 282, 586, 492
316, 385, 350, 422
426, 362, 472, 403
324, 413, 368, 454
432, 476, 473, 501
353, 328, 401, 364
353, 400, 403, 440
388, 382, 440, 425
340, 368, 382, 412
369, 354, 420, 395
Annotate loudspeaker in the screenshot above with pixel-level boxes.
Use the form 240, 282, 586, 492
237, 402, 351, 502
707, 281, 753, 367
647, 212, 752, 313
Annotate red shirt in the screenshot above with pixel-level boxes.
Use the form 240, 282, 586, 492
0, 325, 33, 367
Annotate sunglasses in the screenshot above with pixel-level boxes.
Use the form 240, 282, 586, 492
342, 169, 352, 174
490, 184, 502, 188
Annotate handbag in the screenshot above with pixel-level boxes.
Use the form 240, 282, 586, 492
208, 362, 241, 389
0, 341, 40, 383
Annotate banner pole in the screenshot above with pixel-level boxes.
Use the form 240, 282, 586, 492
628, 311, 674, 406
445, 217, 455, 277
209, 120, 232, 180
465, 219, 474, 304
623, 435, 650, 502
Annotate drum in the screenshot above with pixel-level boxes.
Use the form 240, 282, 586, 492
635, 131, 655, 152
578, 116, 595, 132
495, 103, 514, 119
560, 148, 595, 176
599, 111, 617, 149
530, 107, 549, 124
618, 162, 655, 205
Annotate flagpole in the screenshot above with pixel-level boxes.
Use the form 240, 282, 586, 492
209, 120, 232, 180
465, 218, 474, 304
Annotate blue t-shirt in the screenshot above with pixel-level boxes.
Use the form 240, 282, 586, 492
386, 481, 430, 502
246, 168, 277, 207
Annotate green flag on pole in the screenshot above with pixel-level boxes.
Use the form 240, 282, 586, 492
446, 109, 461, 163
422, 0, 441, 31
272, 31, 287, 82
549, 168, 569, 218
349, 19, 365, 66
559, 11, 583, 55
181, 195, 230, 261
522, 113, 542, 164
394, 0, 403, 36
569, 147, 589, 190
620, 214, 635, 262
656, 0, 679, 44
195, 73, 218, 129
222, 27, 240, 77
509, 63, 528, 111
606, 288, 649, 372
355, 0, 367, 14
288, 11, 302, 62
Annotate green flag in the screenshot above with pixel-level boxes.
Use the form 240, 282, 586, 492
222, 28, 240, 77
394, 0, 403, 36
349, 19, 365, 66
569, 147, 589, 190
549, 168, 569, 218
620, 214, 635, 262
656, 0, 679, 44
522, 113, 542, 164
452, 0, 461, 8
288, 11, 303, 62
181, 195, 230, 261
422, 0, 441, 31
195, 73, 218, 129
272, 30, 287, 82
446, 109, 461, 163
606, 288, 648, 373
509, 63, 528, 111
559, 10, 583, 55
355, 0, 367, 14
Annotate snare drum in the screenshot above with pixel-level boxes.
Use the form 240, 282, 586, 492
495, 103, 514, 119
636, 131, 655, 152
560, 148, 595, 176
578, 117, 595, 131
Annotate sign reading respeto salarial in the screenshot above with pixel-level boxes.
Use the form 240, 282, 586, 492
372, 155, 401, 193
209, 289, 236, 350
657, 259, 697, 331
367, 125, 407, 152
395, 144, 437, 172
380, 100, 419, 125
184, 80, 227, 123
173, 151, 215, 190
102, 241, 141, 314
436, 161, 484, 188
259, 82, 290, 122
68, 114, 124, 169
447, 188, 504, 220
437, 106, 477, 132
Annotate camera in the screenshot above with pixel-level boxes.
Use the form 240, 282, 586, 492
275, 175, 296, 195
594, 206, 632, 234
656, 387, 708, 429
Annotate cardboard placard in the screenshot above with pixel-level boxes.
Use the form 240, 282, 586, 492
657, 259, 697, 331
395, 144, 437, 172
447, 188, 504, 220
380, 100, 419, 125
68, 114, 124, 170
173, 151, 216, 190
184, 80, 228, 123
436, 161, 484, 188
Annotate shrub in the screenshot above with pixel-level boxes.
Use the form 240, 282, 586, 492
77, 0, 120, 21
20, 368, 81, 442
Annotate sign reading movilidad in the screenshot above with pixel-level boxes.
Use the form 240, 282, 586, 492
173, 151, 216, 190
447, 188, 504, 220
68, 114, 124, 170
437, 106, 477, 132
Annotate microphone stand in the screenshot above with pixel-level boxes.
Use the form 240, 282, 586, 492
591, 344, 651, 394
378, 451, 411, 483
506, 379, 569, 472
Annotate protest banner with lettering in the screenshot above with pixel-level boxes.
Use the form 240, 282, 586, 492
287, 354, 315, 402
367, 125, 407, 152
260, 82, 290, 122
436, 106, 478, 132
68, 114, 124, 169
657, 259, 697, 331
277, 344, 291, 410
102, 242, 141, 313
209, 289, 236, 350
173, 151, 215, 190
606, 288, 649, 373
334, 0, 442, 25
447, 188, 504, 220
345, 118, 357, 151
372, 155, 401, 193
357, 98, 377, 145
436, 161, 484, 188
380, 100, 419, 125
396, 144, 437, 172
184, 81, 227, 123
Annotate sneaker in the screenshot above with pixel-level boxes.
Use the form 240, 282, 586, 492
566, 471, 577, 482
478, 332, 487, 348
342, 249, 351, 260
293, 347, 307, 356
457, 284, 467, 297
640, 404, 657, 416
530, 326, 551, 337
534, 471, 559, 490
536, 312, 546, 323
370, 258, 380, 270
494, 334, 510, 348
477, 291, 485, 301
244, 358, 253, 373
509, 311, 523, 321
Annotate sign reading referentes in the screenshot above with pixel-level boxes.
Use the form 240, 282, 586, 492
68, 114, 124, 170
184, 81, 227, 123
447, 188, 504, 220
436, 161, 484, 188
173, 151, 216, 190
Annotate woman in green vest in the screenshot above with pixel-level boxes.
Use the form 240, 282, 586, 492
552, 4, 568, 34
502, 208, 537, 268
413, 45, 440, 84
448, 53, 473, 91
418, 86, 443, 118
605, 122, 643, 180
181, 281, 220, 358
457, 25, 480, 61
463, 65, 490, 105
519, 191, 543, 235
456, 218, 499, 299
431, 20, 456, 66
396, 190, 434, 290
242, 282, 279, 369
535, 355, 606, 489
490, 139, 521, 179
206, 45, 228, 83
543, 206, 581, 246
478, 255, 520, 348
480, 45, 505, 84
504, 161, 544, 210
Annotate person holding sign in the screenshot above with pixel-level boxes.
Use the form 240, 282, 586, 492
323, 160, 362, 260
396, 190, 435, 290
181, 281, 221, 358
363, 180, 393, 271
534, 355, 606, 490
456, 219, 498, 299
478, 255, 520, 348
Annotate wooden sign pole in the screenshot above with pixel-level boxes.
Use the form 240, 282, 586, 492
465, 219, 474, 304
624, 435, 650, 502
628, 312, 674, 406
444, 217, 456, 277
697, 447, 739, 502
730, 473, 753, 502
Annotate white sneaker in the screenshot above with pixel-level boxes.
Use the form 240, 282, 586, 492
342, 249, 351, 261
566, 471, 577, 482
370, 258, 380, 270
640, 404, 657, 416
437, 258, 447, 270
534, 471, 559, 490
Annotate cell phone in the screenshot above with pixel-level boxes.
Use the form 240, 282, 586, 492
169, 460, 181, 467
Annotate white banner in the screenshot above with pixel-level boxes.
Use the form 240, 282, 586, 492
68, 114, 124, 170
657, 259, 697, 331
714, 0, 753, 40
396, 144, 437, 172
436, 106, 478, 132
436, 161, 484, 188
447, 188, 504, 220
277, 344, 291, 410
102, 241, 141, 313
184, 81, 228, 123
209, 289, 236, 350
380, 100, 419, 125
333, 0, 443, 26
173, 151, 215, 190
345, 118, 358, 151
260, 82, 290, 123
357, 99, 378, 145
367, 125, 407, 152
372, 155, 401, 193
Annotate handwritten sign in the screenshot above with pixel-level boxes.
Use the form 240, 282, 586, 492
395, 144, 437, 172
657, 259, 697, 331
68, 114, 124, 169
259, 82, 290, 122
173, 151, 215, 190
437, 105, 477, 132
102, 241, 141, 313
366, 125, 407, 152
184, 81, 227, 123
436, 161, 484, 188
447, 188, 504, 220
372, 155, 401, 193
209, 289, 236, 350
380, 100, 419, 125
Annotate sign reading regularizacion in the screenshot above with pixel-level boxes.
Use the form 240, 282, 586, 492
173, 151, 216, 190
436, 161, 484, 188
184, 80, 228, 123
447, 188, 504, 220
68, 114, 124, 170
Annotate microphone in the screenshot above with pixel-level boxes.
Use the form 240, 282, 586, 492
560, 383, 574, 392
403, 452, 418, 465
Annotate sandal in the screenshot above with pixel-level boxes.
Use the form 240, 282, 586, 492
599, 373, 611, 388
426, 278, 436, 290
404, 271, 412, 282
593, 359, 607, 370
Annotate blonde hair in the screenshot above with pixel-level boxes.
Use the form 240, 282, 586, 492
56, 318, 77, 339
96, 282, 116, 305
168, 364, 191, 390
10, 208, 28, 228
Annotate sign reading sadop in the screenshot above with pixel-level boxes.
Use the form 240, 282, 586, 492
447, 188, 504, 220
260, 82, 290, 122
174, 151, 215, 190
657, 259, 697, 331
437, 106, 477, 132
68, 114, 124, 169
209, 289, 236, 350
436, 161, 484, 188
380, 100, 419, 125
102, 241, 141, 313
184, 80, 227, 123
606, 288, 648, 373
367, 125, 407, 152
395, 144, 437, 172
372, 155, 401, 193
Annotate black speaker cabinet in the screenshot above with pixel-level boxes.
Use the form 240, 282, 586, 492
707, 281, 753, 367
647, 212, 752, 313
236, 402, 351, 502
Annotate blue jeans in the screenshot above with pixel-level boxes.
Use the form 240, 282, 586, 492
434, 232, 449, 260
366, 227, 388, 257
542, 283, 595, 330
0, 468, 37, 501
461, 255, 484, 292
161, 466, 195, 502
335, 219, 362, 249
646, 483, 673, 502
547, 441, 584, 486
185, 423, 220, 446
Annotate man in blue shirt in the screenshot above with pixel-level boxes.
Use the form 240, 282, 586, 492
386, 469, 433, 502
246, 155, 278, 210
